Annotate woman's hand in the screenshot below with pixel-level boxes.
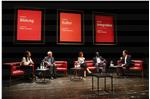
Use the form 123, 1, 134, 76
120, 57, 123, 60
29, 62, 34, 66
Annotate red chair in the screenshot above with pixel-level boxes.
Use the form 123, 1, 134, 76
85, 60, 96, 72
3, 62, 25, 85
117, 59, 144, 78
74, 60, 96, 72
55, 61, 68, 76
129, 60, 144, 79
20, 64, 35, 79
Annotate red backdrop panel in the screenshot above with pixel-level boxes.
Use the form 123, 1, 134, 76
17, 10, 42, 41
95, 15, 114, 43
60, 12, 81, 42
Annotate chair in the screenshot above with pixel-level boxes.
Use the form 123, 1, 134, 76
55, 61, 68, 76
117, 59, 144, 78
128, 60, 144, 79
3, 62, 25, 85
85, 60, 96, 72
20, 64, 35, 79
74, 60, 96, 72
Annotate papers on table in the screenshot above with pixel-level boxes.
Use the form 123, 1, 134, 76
110, 65, 123, 68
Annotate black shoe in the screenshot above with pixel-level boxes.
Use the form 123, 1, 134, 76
53, 76, 57, 79
49, 76, 51, 80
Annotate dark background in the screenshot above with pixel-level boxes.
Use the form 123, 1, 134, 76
2, 1, 149, 77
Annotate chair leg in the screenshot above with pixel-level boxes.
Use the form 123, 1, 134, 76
65, 71, 67, 76
142, 70, 144, 79
64, 71, 67, 76
9, 76, 12, 86
32, 70, 36, 81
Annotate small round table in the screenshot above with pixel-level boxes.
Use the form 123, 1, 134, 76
35, 68, 50, 82
70, 67, 83, 80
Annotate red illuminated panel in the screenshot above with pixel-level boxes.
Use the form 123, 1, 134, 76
60, 12, 81, 42
95, 15, 114, 43
17, 9, 42, 41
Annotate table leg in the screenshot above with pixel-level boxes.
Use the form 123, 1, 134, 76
111, 76, 113, 91
43, 71, 45, 81
70, 69, 72, 80
97, 77, 99, 94
40, 71, 43, 81
104, 77, 106, 91
74, 70, 76, 78
92, 75, 94, 91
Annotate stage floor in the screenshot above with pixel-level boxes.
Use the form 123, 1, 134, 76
2, 76, 149, 99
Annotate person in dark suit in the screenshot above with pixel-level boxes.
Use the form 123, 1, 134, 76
43, 51, 57, 79
93, 51, 107, 73
117, 50, 132, 76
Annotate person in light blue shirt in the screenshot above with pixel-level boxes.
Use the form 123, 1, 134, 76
43, 51, 56, 79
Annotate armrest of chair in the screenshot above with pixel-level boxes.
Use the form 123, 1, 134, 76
130, 60, 143, 70
85, 60, 94, 67
3, 62, 21, 66
55, 61, 67, 68
85, 60, 93, 63
3, 62, 21, 70
63, 61, 67, 68
3, 62, 22, 77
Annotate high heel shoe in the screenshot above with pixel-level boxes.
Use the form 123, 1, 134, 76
88, 70, 92, 74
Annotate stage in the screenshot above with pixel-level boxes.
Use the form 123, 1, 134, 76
3, 75, 148, 99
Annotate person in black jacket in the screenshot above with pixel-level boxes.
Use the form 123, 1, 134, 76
93, 51, 107, 73
117, 50, 132, 76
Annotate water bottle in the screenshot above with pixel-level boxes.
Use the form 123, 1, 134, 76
110, 60, 114, 67
40, 61, 44, 69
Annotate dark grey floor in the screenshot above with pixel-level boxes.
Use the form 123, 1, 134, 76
2, 75, 149, 99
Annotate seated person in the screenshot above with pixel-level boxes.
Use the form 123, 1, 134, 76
117, 50, 132, 76
93, 51, 106, 73
42, 51, 57, 79
76, 51, 92, 78
21, 50, 34, 78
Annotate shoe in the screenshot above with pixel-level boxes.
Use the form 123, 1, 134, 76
53, 74, 57, 79
82, 77, 86, 80
80, 77, 83, 79
53, 76, 57, 79
51, 77, 54, 80
87, 70, 92, 74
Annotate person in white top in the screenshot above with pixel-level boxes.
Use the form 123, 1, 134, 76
21, 51, 34, 66
21, 51, 34, 78
76, 51, 92, 78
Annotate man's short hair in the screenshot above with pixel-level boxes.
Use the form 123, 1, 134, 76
47, 51, 52, 54
123, 50, 129, 54
96, 52, 99, 54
